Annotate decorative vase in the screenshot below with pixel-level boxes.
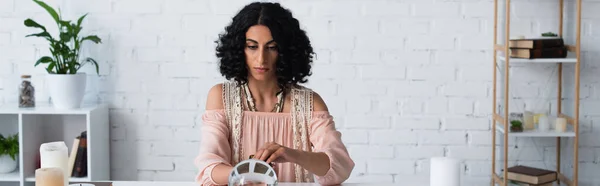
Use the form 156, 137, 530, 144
0, 154, 18, 173
47, 73, 87, 109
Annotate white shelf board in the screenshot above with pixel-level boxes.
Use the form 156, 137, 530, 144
496, 124, 576, 137
497, 55, 577, 63
0, 171, 20, 181
0, 102, 101, 114
25, 175, 90, 182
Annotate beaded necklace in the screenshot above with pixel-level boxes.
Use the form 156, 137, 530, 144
241, 82, 285, 113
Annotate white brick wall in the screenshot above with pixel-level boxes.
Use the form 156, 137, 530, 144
2, 0, 600, 185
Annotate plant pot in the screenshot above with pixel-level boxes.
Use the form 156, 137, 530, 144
0, 154, 17, 173
47, 73, 87, 109
510, 126, 523, 132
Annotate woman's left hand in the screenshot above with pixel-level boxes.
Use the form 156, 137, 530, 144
253, 142, 298, 164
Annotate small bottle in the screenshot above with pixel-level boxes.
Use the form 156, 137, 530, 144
19, 75, 35, 108
523, 111, 534, 130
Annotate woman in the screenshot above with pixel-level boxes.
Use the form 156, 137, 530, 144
194, 2, 354, 186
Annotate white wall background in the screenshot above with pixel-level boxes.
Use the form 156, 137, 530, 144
1, 0, 600, 185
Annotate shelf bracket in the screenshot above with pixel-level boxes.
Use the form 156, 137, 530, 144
495, 44, 506, 52
493, 113, 505, 125
493, 173, 504, 186
566, 45, 577, 52
558, 172, 573, 186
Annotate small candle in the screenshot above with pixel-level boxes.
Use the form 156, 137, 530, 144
35, 167, 64, 186
538, 115, 549, 131
556, 117, 567, 132
40, 141, 69, 186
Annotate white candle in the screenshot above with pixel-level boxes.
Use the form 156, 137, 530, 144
538, 115, 549, 131
35, 167, 64, 186
556, 117, 567, 132
40, 141, 69, 186
430, 157, 460, 186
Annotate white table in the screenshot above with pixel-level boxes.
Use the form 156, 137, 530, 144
101, 181, 400, 186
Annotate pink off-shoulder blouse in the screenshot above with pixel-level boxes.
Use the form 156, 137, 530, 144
194, 109, 354, 186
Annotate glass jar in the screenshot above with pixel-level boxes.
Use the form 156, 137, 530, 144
523, 111, 534, 130
19, 75, 35, 108
509, 112, 523, 123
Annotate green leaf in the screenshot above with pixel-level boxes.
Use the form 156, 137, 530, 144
85, 57, 100, 75
23, 19, 47, 31
82, 35, 101, 44
76, 13, 88, 30
35, 56, 54, 66
32, 0, 60, 24
46, 62, 56, 73
73, 23, 82, 37
59, 20, 72, 32
0, 133, 19, 161
59, 32, 71, 41
59, 20, 71, 27
25, 31, 52, 39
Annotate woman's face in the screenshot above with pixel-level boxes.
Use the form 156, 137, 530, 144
245, 25, 278, 82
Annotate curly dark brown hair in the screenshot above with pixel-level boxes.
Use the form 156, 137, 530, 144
215, 2, 314, 86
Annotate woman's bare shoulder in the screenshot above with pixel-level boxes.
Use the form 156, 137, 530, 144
312, 91, 329, 112
291, 84, 329, 112
206, 83, 224, 110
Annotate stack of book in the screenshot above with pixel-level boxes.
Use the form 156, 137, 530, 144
507, 165, 556, 186
508, 37, 567, 59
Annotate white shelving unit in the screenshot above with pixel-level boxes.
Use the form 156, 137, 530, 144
0, 103, 110, 186
0, 171, 20, 181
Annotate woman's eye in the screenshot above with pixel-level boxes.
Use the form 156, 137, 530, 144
268, 46, 277, 50
247, 45, 258, 49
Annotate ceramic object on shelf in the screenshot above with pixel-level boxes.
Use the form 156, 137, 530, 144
47, 73, 87, 109
0, 154, 17, 173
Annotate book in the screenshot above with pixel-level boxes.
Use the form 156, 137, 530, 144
67, 136, 80, 178
510, 47, 567, 59
510, 180, 555, 186
507, 165, 557, 184
508, 38, 564, 49
72, 131, 88, 177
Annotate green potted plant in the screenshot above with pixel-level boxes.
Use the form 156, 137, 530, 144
510, 120, 523, 132
542, 32, 558, 37
0, 133, 19, 173
23, 0, 102, 109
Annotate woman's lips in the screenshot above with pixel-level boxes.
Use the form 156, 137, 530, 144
254, 67, 269, 73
